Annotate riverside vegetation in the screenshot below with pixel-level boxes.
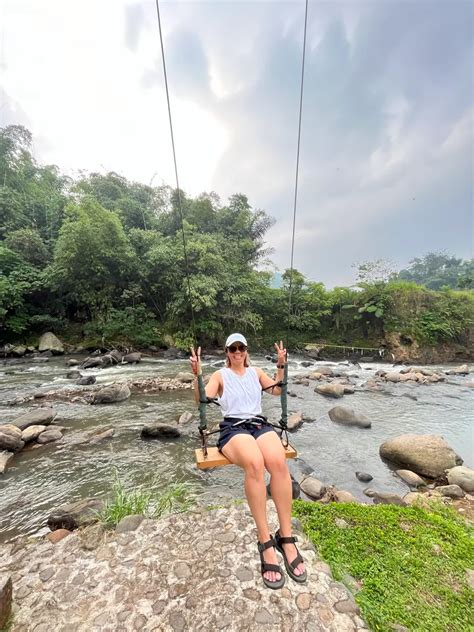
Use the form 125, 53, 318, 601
0, 124, 473, 359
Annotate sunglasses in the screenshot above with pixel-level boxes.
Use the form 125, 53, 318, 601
227, 344, 247, 353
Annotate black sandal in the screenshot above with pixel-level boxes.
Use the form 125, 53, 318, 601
275, 529, 307, 583
257, 537, 285, 590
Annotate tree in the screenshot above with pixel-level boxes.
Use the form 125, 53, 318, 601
397, 251, 473, 290
48, 198, 134, 319
5, 228, 49, 267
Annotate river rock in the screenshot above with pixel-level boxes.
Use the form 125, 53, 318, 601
0, 451, 14, 474
379, 434, 463, 478
287, 458, 315, 484
0, 425, 24, 451
372, 492, 407, 506
66, 358, 80, 367
66, 370, 81, 379
38, 332, 64, 354
395, 469, 425, 487
47, 498, 104, 531
315, 384, 345, 398
334, 490, 357, 503
300, 476, 326, 500
81, 357, 104, 369
91, 383, 131, 404
116, 515, 145, 534
316, 367, 334, 376
37, 428, 63, 444
108, 350, 123, 363
46, 529, 72, 544
355, 472, 373, 482
89, 428, 115, 443
446, 364, 470, 375
288, 411, 303, 431
446, 466, 474, 492
328, 406, 371, 428
435, 485, 465, 499
141, 423, 181, 439
123, 352, 141, 364
77, 375, 96, 386
21, 425, 46, 442
0, 575, 12, 630
176, 372, 195, 383
178, 412, 194, 425
11, 345, 26, 357
12, 408, 56, 431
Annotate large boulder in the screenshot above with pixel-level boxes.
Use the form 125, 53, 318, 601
38, 332, 64, 354
11, 408, 56, 431
47, 498, 104, 531
315, 384, 345, 398
91, 383, 131, 405
379, 434, 463, 478
0, 425, 24, 452
328, 406, 371, 428
446, 466, 474, 492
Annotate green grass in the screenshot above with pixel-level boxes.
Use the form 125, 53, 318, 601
96, 471, 197, 528
293, 500, 474, 632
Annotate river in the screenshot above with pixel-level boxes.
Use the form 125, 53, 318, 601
0, 354, 473, 543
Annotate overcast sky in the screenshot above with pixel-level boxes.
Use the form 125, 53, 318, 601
1, 0, 472, 286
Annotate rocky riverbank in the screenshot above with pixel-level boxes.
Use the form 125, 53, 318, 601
0, 502, 368, 632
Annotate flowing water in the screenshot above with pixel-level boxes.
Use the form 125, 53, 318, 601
0, 354, 473, 543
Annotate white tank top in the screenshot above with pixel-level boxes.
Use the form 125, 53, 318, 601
218, 367, 262, 419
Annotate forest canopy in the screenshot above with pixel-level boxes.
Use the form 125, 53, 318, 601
0, 124, 472, 350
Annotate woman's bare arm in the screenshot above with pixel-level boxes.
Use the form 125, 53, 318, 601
256, 366, 284, 396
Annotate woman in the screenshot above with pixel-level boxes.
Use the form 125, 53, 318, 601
190, 333, 306, 590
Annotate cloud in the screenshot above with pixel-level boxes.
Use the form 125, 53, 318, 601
0, 0, 472, 286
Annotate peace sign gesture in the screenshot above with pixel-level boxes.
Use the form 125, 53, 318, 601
189, 346, 202, 376
274, 340, 287, 366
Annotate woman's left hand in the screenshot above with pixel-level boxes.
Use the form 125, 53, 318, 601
274, 340, 287, 366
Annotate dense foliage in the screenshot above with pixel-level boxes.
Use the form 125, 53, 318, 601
293, 501, 474, 632
0, 124, 472, 350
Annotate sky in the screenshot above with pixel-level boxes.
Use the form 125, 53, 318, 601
0, 0, 472, 286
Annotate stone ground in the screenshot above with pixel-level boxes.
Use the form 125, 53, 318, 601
0, 502, 368, 632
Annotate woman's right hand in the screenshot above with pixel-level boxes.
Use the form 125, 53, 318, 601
189, 346, 202, 376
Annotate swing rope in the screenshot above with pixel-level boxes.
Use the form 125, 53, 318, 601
154, 0, 309, 461
154, 0, 196, 339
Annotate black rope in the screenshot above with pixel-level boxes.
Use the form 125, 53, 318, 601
154, 0, 196, 341
286, 0, 309, 351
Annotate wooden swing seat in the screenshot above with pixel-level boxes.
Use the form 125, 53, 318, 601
195, 444, 297, 469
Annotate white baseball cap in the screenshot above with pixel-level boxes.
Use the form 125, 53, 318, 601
225, 333, 248, 348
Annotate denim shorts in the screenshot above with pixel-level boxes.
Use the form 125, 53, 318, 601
217, 416, 276, 452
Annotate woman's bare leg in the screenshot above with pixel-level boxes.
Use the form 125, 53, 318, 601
222, 434, 281, 583
256, 431, 305, 576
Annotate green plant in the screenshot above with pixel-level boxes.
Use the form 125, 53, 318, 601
293, 500, 474, 632
96, 470, 197, 528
